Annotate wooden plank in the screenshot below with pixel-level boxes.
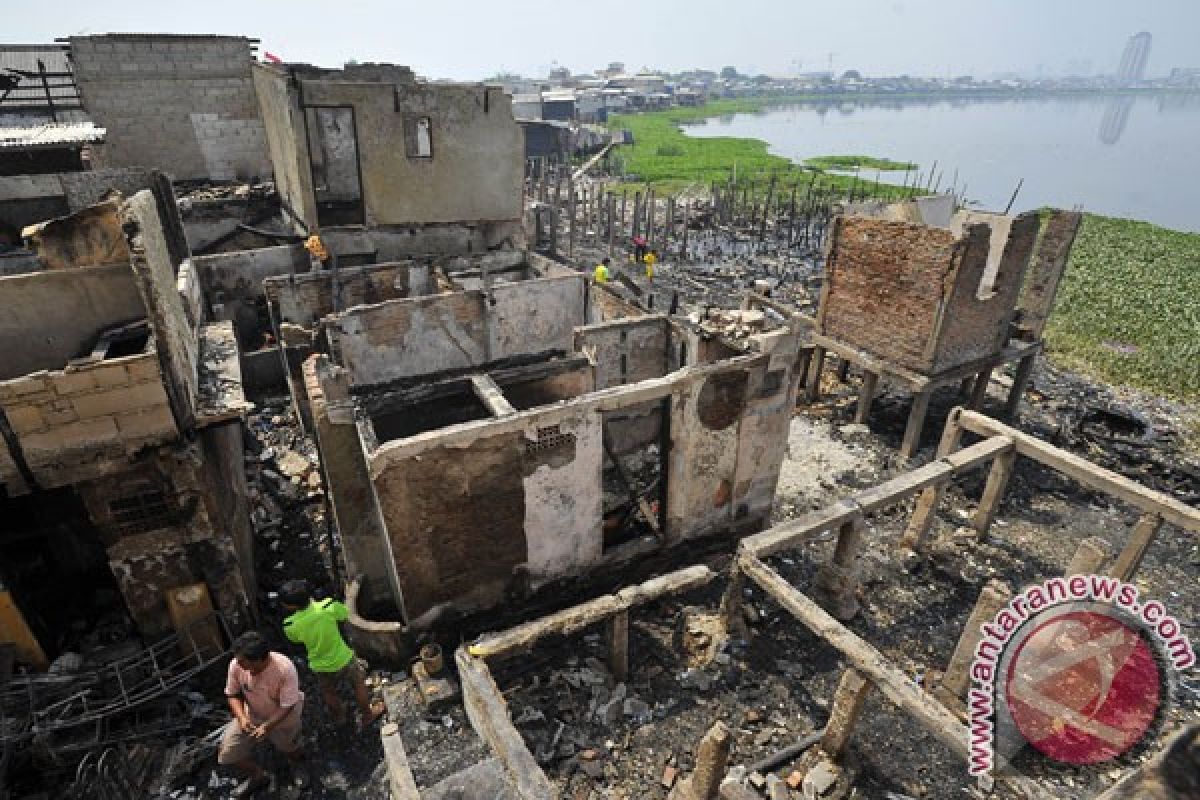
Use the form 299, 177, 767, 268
467, 566, 715, 659
738, 553, 969, 760
957, 410, 1200, 532
381, 718, 422, 799
457, 648, 556, 800
1110, 513, 1163, 582
851, 460, 953, 514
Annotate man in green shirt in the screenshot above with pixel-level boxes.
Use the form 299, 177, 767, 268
280, 579, 385, 727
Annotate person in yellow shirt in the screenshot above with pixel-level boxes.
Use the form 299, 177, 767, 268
593, 258, 611, 283
643, 249, 658, 281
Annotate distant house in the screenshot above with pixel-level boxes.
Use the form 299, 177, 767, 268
540, 90, 577, 122
511, 93, 543, 120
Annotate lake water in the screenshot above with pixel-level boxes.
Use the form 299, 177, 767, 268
682, 93, 1200, 233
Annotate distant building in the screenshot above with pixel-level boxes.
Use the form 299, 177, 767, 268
1116, 31, 1152, 86
1167, 67, 1200, 88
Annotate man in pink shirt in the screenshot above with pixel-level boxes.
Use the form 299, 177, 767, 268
218, 631, 308, 797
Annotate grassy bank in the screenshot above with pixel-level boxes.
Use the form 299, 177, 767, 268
607, 98, 916, 198
804, 155, 916, 171
1048, 214, 1200, 401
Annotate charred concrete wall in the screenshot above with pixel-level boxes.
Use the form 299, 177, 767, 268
358, 340, 802, 625
123, 190, 200, 430
75, 428, 255, 638
573, 317, 670, 389
323, 274, 587, 388
69, 35, 271, 181
366, 404, 604, 625
265, 262, 435, 331
0, 168, 157, 231
0, 264, 147, 380
252, 62, 522, 231
191, 244, 311, 346
820, 213, 1037, 374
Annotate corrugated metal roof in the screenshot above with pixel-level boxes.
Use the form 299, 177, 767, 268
0, 44, 80, 107
0, 122, 105, 150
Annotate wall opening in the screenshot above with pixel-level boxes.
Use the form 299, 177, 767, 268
600, 410, 666, 553
370, 385, 492, 443
0, 488, 133, 660
304, 106, 364, 227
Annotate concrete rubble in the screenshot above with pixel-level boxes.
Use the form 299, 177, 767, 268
0, 32, 1195, 800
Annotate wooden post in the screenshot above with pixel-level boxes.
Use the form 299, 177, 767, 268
1110, 513, 1163, 582
690, 722, 732, 800
899, 408, 965, 554
814, 516, 866, 621
719, 561, 746, 635
836, 358, 851, 382
608, 610, 629, 682
682, 199, 690, 257
968, 368, 992, 410
621, 190, 628, 240
632, 191, 642, 241
854, 371, 878, 425
970, 448, 1018, 536
607, 193, 616, 256
804, 346, 826, 403
1005, 352, 1037, 420
1066, 536, 1114, 576
820, 667, 872, 757
647, 189, 657, 250
567, 190, 577, 259
899, 389, 933, 461
935, 580, 1012, 712
666, 196, 675, 251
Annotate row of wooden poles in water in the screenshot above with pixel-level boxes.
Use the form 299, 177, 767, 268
523, 155, 945, 262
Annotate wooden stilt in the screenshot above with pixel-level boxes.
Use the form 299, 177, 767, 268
1110, 513, 1163, 582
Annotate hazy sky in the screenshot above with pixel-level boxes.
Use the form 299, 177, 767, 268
8, 0, 1199, 80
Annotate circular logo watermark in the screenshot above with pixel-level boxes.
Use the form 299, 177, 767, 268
1004, 607, 1162, 765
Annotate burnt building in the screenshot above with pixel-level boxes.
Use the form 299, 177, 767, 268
0, 169, 254, 669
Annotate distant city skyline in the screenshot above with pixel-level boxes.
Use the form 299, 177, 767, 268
6, 0, 1200, 82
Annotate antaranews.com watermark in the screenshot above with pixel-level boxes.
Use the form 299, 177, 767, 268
967, 573, 1195, 784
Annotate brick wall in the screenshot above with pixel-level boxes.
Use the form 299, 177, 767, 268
821, 216, 960, 373
69, 35, 271, 181
0, 354, 177, 489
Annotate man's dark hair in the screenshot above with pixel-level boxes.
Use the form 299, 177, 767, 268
232, 631, 271, 662
280, 579, 311, 608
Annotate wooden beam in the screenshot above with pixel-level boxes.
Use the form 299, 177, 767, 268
956, 410, 1200, 532
470, 374, 516, 417
456, 648, 556, 799
467, 566, 715, 659
738, 553, 969, 760
1110, 513, 1163, 582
